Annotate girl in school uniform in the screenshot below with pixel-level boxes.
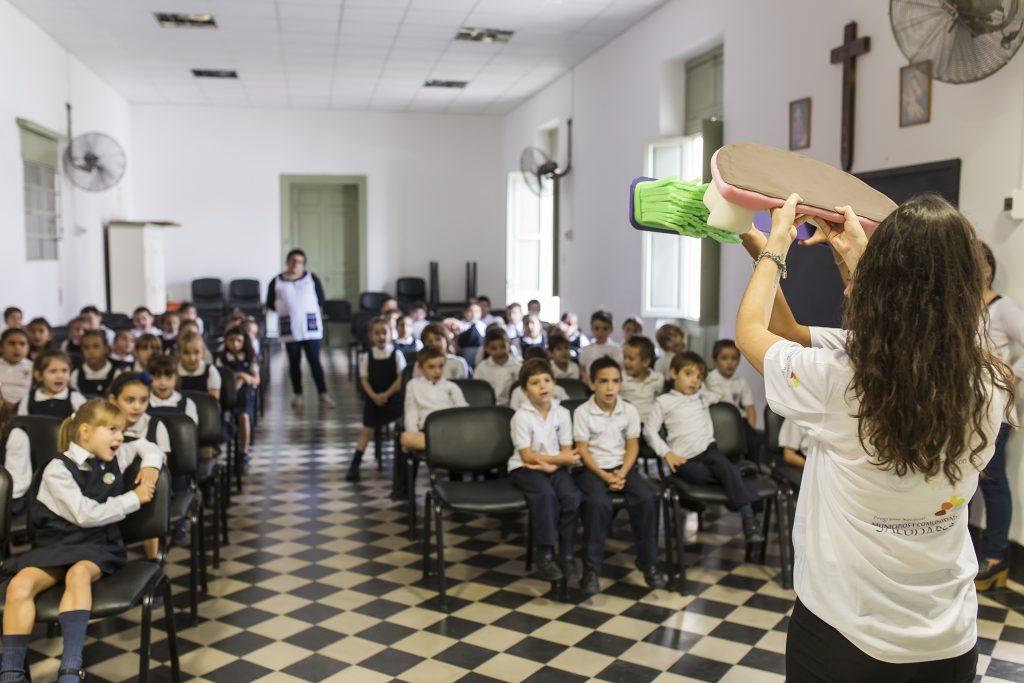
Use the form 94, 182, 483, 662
109, 330, 134, 370
131, 334, 161, 374
17, 350, 87, 419
0, 328, 33, 407
70, 330, 118, 397
176, 332, 221, 400
26, 318, 53, 361
0, 402, 32, 514
60, 317, 87, 357
130, 307, 161, 339
517, 314, 547, 355
0, 399, 162, 683
350, 317, 406, 482
159, 312, 180, 353
216, 327, 259, 472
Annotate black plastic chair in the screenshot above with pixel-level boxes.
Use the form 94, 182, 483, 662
183, 392, 225, 568
9, 417, 62, 545
556, 378, 590, 400
764, 406, 801, 522
101, 313, 132, 330
663, 403, 792, 591
359, 291, 390, 313
228, 279, 263, 317
153, 414, 205, 623
395, 278, 426, 310
192, 278, 225, 336
0, 467, 182, 683
218, 366, 242, 499
421, 407, 531, 611
323, 299, 352, 348
451, 379, 495, 407
348, 312, 376, 380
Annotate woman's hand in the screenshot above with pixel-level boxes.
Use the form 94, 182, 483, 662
803, 205, 869, 275
766, 193, 804, 256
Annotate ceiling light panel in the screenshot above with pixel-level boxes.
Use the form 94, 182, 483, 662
192, 68, 239, 78
154, 13, 217, 28
455, 27, 514, 43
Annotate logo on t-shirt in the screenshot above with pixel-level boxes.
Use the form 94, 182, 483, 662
788, 371, 800, 388
934, 496, 966, 517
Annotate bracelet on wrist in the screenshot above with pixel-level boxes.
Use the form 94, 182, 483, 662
753, 251, 787, 279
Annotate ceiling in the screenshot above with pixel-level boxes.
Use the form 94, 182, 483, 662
11, 0, 670, 114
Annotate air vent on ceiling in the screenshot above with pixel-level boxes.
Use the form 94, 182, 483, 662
424, 79, 468, 89
155, 13, 217, 28
192, 69, 238, 79
455, 27, 514, 44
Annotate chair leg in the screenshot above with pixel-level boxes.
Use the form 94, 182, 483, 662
209, 478, 221, 570
406, 454, 418, 541
524, 509, 533, 572
162, 578, 182, 683
672, 491, 688, 594
660, 489, 675, 583
219, 466, 230, 547
188, 507, 200, 624
777, 490, 794, 589
422, 491, 433, 580
139, 584, 153, 683
197, 501, 209, 594
759, 497, 772, 564
435, 501, 448, 612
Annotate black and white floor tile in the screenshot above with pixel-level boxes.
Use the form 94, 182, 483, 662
19, 349, 1024, 682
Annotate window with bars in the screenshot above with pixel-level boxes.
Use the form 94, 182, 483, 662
18, 119, 62, 261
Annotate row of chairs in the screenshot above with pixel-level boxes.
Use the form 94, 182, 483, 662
192, 278, 263, 336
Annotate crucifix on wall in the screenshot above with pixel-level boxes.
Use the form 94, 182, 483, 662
830, 21, 870, 172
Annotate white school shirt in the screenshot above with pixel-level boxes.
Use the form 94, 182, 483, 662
986, 296, 1024, 379
37, 441, 164, 528
551, 360, 580, 380
411, 319, 429, 339
573, 396, 641, 471
0, 358, 33, 404
412, 355, 470, 381
509, 385, 569, 412
643, 390, 716, 460
110, 353, 134, 365
150, 391, 199, 424
510, 400, 573, 472
70, 361, 115, 392
357, 345, 407, 378
4, 428, 31, 500
131, 326, 162, 338
653, 351, 675, 379
473, 356, 521, 407
704, 369, 754, 412
778, 418, 813, 454
403, 376, 468, 432
620, 371, 665, 422
578, 340, 623, 376
16, 388, 87, 416
125, 413, 172, 453
178, 362, 222, 391
764, 330, 1005, 664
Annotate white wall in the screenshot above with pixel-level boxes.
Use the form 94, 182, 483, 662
0, 0, 133, 323
502, 0, 1024, 541
131, 106, 504, 306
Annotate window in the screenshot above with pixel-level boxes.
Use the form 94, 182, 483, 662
640, 134, 704, 320
506, 171, 557, 314
18, 119, 61, 261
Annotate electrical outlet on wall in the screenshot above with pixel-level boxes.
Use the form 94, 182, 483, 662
1006, 189, 1024, 220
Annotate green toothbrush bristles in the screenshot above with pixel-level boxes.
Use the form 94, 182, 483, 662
633, 176, 741, 244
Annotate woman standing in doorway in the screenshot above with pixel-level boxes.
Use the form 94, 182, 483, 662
267, 249, 334, 408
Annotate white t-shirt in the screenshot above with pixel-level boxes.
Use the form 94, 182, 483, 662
4, 427, 31, 499
572, 396, 641, 470
620, 371, 665, 422
510, 400, 573, 472
986, 296, 1024, 379
578, 340, 623, 377
474, 357, 521, 407
764, 330, 1005, 664
778, 418, 812, 454
643, 389, 716, 460
0, 358, 33, 404
653, 351, 675, 379
704, 369, 754, 412
551, 361, 580, 380
403, 376, 467, 432
509, 385, 569, 412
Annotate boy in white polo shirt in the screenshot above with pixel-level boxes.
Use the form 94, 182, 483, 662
619, 336, 664, 421
509, 358, 582, 582
473, 328, 521, 406
400, 347, 468, 453
705, 338, 761, 457
645, 351, 764, 543
578, 310, 623, 382
575, 356, 666, 594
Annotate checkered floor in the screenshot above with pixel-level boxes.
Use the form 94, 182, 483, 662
19, 348, 1024, 682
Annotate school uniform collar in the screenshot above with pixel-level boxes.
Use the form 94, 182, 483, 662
34, 387, 70, 401
126, 413, 150, 437
65, 442, 94, 467
223, 351, 245, 362
83, 361, 113, 377
178, 362, 206, 377
521, 397, 559, 418
668, 389, 700, 401
585, 395, 623, 416
151, 391, 182, 405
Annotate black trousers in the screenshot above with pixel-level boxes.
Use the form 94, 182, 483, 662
673, 445, 756, 511
509, 467, 581, 555
285, 339, 327, 394
787, 600, 977, 683
576, 467, 659, 571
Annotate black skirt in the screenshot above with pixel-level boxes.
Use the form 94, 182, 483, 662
362, 394, 402, 428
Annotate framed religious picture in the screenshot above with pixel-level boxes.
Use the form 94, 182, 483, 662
789, 98, 811, 150
900, 61, 932, 127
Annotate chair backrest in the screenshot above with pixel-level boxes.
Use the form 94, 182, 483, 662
182, 391, 222, 447
710, 402, 747, 459
119, 466, 171, 546
424, 406, 515, 472
153, 413, 198, 478
101, 313, 132, 330
561, 398, 586, 418
452, 379, 495, 407
0, 467, 13, 560
764, 405, 785, 460
323, 299, 352, 323
228, 278, 261, 302
350, 311, 376, 349
395, 278, 426, 307
13, 415, 62, 473
359, 291, 390, 313
218, 367, 237, 410
191, 278, 224, 303
556, 378, 590, 400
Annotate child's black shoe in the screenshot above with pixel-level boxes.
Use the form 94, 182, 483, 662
558, 556, 581, 584
742, 514, 766, 544
580, 569, 600, 595
536, 554, 564, 581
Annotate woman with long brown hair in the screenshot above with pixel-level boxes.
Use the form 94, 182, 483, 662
736, 193, 1014, 682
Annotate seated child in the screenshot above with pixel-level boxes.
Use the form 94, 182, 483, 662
131, 307, 161, 338
409, 302, 429, 339
147, 354, 199, 424
622, 317, 644, 344
0, 328, 33, 407
244, 318, 262, 359
579, 310, 623, 381
704, 339, 760, 457
473, 328, 521, 407
619, 336, 664, 422
70, 330, 117, 397
3, 307, 22, 330
457, 301, 487, 349
0, 399, 162, 683
518, 314, 546, 354
574, 356, 666, 593
216, 327, 260, 472
548, 334, 580, 380
414, 323, 470, 380
160, 312, 180, 352
132, 334, 161, 374
26, 318, 53, 360
178, 301, 205, 336
653, 323, 688, 379
18, 351, 86, 418
176, 332, 221, 400
474, 320, 523, 367
400, 347, 469, 453
351, 317, 406, 482
778, 418, 809, 485
60, 317, 88, 356
79, 305, 114, 345
527, 299, 542, 320
510, 348, 569, 410
477, 295, 497, 325
0, 403, 32, 513
505, 302, 524, 339
645, 351, 765, 542
394, 315, 423, 354
557, 311, 588, 359
509, 358, 581, 582
109, 329, 134, 369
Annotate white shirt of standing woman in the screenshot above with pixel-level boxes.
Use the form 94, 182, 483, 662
764, 331, 1005, 664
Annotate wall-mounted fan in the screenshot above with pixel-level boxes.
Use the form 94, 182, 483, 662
890, 0, 1024, 83
519, 119, 573, 196
63, 103, 127, 191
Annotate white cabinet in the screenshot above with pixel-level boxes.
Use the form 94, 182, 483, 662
105, 221, 178, 314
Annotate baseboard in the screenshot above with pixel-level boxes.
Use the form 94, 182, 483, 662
969, 524, 1024, 583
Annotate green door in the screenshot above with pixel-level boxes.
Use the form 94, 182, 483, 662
286, 183, 360, 301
